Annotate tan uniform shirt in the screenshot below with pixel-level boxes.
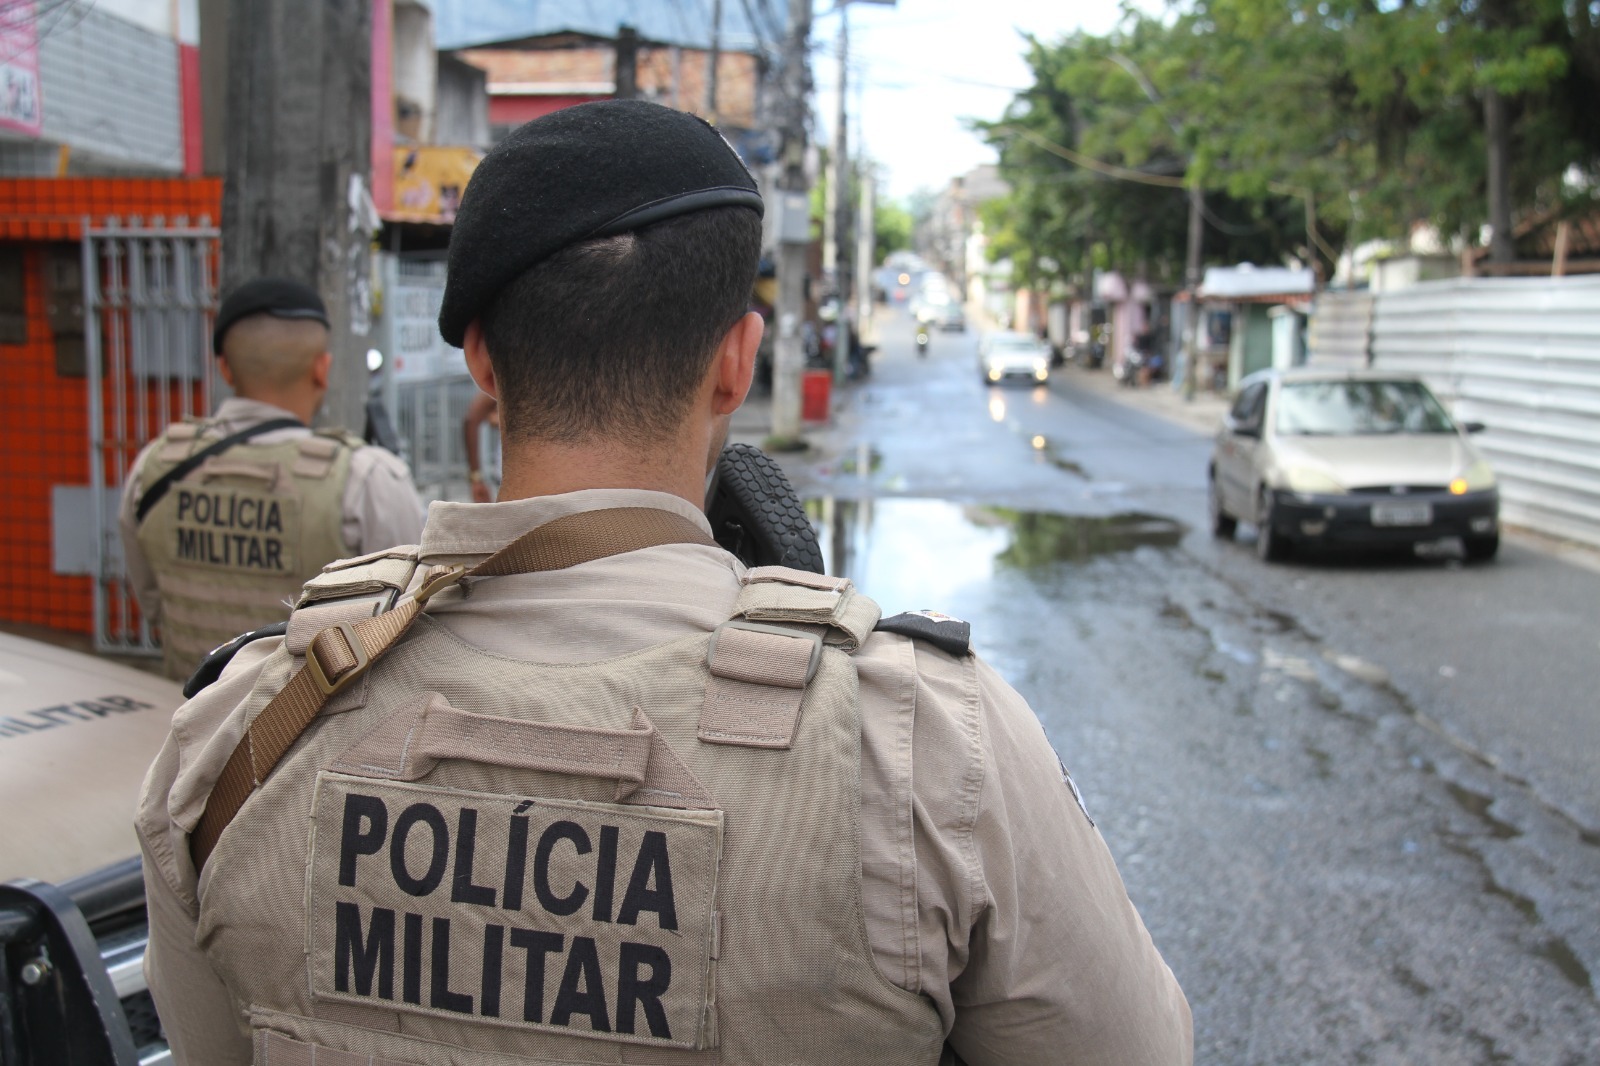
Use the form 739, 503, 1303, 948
119, 397, 428, 618
137, 490, 1192, 1066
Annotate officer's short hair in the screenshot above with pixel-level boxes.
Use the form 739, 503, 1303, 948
221, 313, 329, 392
479, 206, 761, 446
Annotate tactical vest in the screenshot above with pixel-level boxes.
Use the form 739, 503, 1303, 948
194, 551, 946, 1065
134, 420, 358, 679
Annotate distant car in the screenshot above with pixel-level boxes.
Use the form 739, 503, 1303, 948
1210, 368, 1500, 562
934, 302, 966, 332
979, 331, 1051, 386
1, 632, 183, 1064
916, 293, 965, 332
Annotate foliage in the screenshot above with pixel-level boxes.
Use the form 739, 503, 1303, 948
875, 199, 913, 262
975, 0, 1600, 289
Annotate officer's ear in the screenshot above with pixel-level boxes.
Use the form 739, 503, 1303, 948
463, 321, 498, 401
710, 311, 762, 416
215, 355, 237, 390
310, 350, 332, 390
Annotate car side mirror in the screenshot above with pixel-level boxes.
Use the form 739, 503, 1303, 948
1230, 418, 1261, 439
1463, 421, 1487, 434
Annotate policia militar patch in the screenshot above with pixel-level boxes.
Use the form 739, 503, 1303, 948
308, 775, 723, 1050
168, 485, 299, 574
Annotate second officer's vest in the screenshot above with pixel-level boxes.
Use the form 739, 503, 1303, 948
193, 554, 946, 1065
134, 420, 357, 679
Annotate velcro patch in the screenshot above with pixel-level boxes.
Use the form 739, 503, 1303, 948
307, 774, 723, 1050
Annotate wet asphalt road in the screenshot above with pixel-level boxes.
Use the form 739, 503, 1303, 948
776, 310, 1600, 1064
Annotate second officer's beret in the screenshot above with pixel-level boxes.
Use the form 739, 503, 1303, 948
437, 99, 765, 347
213, 277, 329, 354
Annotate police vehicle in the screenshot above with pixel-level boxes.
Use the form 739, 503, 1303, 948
0, 630, 179, 1065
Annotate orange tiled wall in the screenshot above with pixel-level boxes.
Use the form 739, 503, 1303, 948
0, 178, 222, 635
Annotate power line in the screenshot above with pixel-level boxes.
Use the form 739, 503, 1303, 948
993, 125, 1188, 189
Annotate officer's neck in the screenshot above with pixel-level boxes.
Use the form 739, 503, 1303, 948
232, 385, 319, 427
495, 430, 713, 511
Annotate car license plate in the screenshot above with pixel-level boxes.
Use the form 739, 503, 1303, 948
1371, 501, 1433, 527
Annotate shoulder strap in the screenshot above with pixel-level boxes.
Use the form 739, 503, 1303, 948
734, 565, 880, 649
134, 417, 305, 523
188, 506, 716, 873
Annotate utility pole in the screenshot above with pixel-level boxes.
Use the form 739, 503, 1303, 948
615, 25, 639, 100
770, 0, 813, 445
1182, 182, 1204, 400
1107, 53, 1203, 401
1484, 87, 1514, 268
221, 0, 373, 432
703, 0, 722, 121
823, 12, 847, 284
856, 158, 876, 353
824, 10, 850, 379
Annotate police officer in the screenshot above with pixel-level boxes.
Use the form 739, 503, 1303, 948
119, 278, 426, 680
138, 102, 1192, 1065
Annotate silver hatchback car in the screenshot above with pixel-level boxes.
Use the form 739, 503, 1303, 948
1210, 368, 1500, 562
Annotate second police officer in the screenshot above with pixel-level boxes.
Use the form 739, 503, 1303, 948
119, 278, 426, 680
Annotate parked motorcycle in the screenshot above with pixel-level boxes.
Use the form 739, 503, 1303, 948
1114, 348, 1145, 387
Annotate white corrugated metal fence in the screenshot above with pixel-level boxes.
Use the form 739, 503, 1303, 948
1371, 276, 1600, 549
1307, 291, 1373, 367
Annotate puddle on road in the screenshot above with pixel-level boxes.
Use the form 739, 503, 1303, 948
1304, 744, 1335, 780
839, 443, 884, 476
804, 496, 1189, 615
985, 508, 1186, 567
1025, 435, 1089, 479
1445, 781, 1523, 840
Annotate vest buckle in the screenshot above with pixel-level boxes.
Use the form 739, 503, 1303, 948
413, 564, 467, 604
305, 621, 371, 696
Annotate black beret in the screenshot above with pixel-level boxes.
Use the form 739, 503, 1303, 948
213, 277, 330, 354
438, 99, 764, 347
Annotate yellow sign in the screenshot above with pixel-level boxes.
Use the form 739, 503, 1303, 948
391, 146, 483, 225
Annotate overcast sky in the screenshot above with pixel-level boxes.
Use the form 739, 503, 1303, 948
812, 0, 1148, 203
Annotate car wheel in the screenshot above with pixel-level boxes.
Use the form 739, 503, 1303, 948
1464, 534, 1499, 562
1210, 474, 1237, 540
1256, 488, 1291, 562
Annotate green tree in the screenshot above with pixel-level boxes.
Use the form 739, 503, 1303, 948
977, 0, 1600, 281
874, 199, 912, 263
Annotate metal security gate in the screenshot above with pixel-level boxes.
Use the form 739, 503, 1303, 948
371, 255, 491, 497
83, 217, 221, 653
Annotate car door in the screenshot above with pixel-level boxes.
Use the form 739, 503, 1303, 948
1217, 380, 1268, 517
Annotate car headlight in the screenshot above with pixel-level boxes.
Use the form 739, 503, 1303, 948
1282, 466, 1346, 496
1453, 460, 1496, 493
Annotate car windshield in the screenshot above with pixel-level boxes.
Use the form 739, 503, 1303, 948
1275, 380, 1456, 436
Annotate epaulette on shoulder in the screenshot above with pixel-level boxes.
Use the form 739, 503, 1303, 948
873, 611, 971, 657
183, 621, 288, 698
